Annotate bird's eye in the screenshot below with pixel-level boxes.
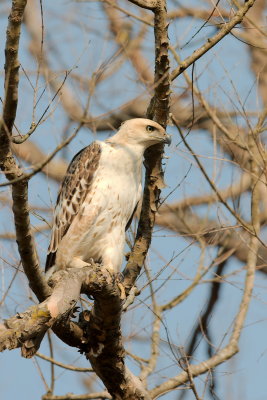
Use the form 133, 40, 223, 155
146, 125, 155, 133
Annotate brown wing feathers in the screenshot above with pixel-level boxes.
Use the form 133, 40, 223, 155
45, 142, 101, 272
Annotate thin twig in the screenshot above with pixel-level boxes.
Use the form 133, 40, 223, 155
171, 0, 256, 81
36, 352, 93, 372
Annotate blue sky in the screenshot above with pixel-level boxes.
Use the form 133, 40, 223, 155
1, 0, 267, 399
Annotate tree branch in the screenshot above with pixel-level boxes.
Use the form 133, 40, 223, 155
36, 352, 93, 372
0, 0, 50, 301
42, 393, 111, 400
12, 140, 67, 182
127, 0, 157, 11
0, 264, 151, 399
123, 0, 170, 291
80, 274, 151, 399
171, 0, 256, 81
103, 0, 153, 84
150, 88, 261, 400
0, 268, 85, 357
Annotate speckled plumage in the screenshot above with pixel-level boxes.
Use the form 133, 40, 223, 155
45, 142, 101, 271
45, 118, 170, 274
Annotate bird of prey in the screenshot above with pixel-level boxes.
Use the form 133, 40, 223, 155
45, 118, 171, 276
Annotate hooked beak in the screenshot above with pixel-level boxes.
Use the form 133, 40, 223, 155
163, 134, 172, 146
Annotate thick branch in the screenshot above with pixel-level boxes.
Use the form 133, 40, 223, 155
0, 265, 150, 399
0, 0, 50, 301
0, 268, 84, 357
1, 0, 26, 142
123, 0, 170, 291
81, 273, 151, 399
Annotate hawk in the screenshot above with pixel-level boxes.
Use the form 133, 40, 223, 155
45, 118, 171, 276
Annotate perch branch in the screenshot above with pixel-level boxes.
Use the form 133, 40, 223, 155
81, 272, 151, 399
0, 265, 151, 399
123, 0, 170, 291
0, 268, 84, 357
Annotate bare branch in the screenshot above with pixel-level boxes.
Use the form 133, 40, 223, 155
0, 268, 84, 357
24, 0, 85, 122
36, 352, 93, 372
127, 0, 157, 11
172, 117, 253, 233
0, 263, 151, 399
12, 140, 67, 182
0, 0, 50, 301
150, 88, 262, 400
81, 274, 151, 400
42, 392, 111, 400
160, 172, 251, 212
171, 0, 256, 81
103, 1, 153, 84
123, 0, 170, 291
241, 0, 267, 105
139, 264, 161, 383
0, 122, 83, 187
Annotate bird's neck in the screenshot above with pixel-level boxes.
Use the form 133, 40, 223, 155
105, 141, 144, 174
106, 139, 145, 157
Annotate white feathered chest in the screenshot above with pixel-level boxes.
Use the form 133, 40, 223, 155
46, 141, 143, 273
77, 141, 143, 271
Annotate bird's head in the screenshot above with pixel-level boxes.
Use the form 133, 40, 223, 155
109, 118, 172, 149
